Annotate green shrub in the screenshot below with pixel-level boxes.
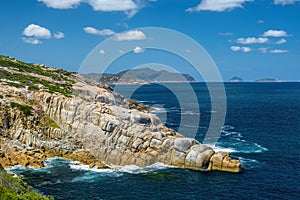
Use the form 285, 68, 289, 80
10, 102, 32, 116
0, 185, 51, 200
28, 85, 39, 91
45, 116, 60, 128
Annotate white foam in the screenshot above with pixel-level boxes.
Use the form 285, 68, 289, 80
6, 165, 50, 173
69, 162, 173, 175
181, 111, 200, 115
109, 162, 174, 174
237, 157, 262, 169
218, 125, 268, 153
208, 145, 236, 153
38, 180, 63, 186
69, 162, 114, 173
150, 107, 168, 114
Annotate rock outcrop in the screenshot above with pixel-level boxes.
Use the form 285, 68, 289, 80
0, 55, 242, 173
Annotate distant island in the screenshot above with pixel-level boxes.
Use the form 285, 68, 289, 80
83, 67, 196, 84
227, 76, 243, 82
254, 78, 284, 82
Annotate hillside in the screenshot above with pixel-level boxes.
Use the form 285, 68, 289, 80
254, 78, 284, 82
0, 164, 50, 199
227, 76, 243, 82
83, 73, 147, 85
83, 67, 196, 84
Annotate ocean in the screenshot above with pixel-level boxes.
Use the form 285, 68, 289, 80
9, 82, 300, 199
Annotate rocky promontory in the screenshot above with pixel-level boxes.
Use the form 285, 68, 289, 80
0, 55, 242, 173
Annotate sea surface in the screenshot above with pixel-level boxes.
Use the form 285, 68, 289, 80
9, 83, 300, 199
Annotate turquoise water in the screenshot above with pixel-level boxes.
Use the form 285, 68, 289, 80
9, 83, 300, 199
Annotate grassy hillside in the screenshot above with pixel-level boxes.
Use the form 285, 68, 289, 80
0, 164, 51, 199
0, 55, 76, 96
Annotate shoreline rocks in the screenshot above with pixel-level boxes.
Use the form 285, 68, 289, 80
0, 74, 242, 173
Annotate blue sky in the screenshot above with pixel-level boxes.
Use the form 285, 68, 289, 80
0, 0, 300, 81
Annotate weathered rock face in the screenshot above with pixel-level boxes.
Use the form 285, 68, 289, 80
32, 89, 241, 172
0, 75, 241, 172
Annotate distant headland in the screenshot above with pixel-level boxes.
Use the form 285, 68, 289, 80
227, 76, 243, 82
83, 67, 196, 84
254, 78, 284, 82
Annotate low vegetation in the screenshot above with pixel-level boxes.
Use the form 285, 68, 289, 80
0, 55, 75, 96
0, 165, 51, 200
10, 102, 32, 117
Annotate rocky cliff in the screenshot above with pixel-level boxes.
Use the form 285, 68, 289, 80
0, 55, 241, 173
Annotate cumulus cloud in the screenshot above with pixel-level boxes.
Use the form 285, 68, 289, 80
87, 0, 137, 11
22, 37, 42, 45
99, 49, 105, 54
83, 27, 115, 36
38, 0, 142, 17
37, 0, 81, 9
133, 46, 145, 53
219, 32, 234, 36
270, 49, 288, 53
263, 30, 288, 37
274, 0, 300, 5
186, 0, 253, 12
230, 46, 251, 52
259, 47, 268, 53
22, 24, 64, 45
237, 37, 269, 44
54, 32, 65, 39
230, 46, 241, 51
275, 38, 287, 44
23, 24, 52, 39
258, 20, 264, 24
114, 30, 146, 41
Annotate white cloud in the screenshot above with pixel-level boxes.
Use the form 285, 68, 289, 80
258, 20, 264, 24
38, 0, 140, 17
23, 24, 52, 39
186, 0, 253, 12
230, 46, 241, 51
270, 49, 288, 53
87, 0, 137, 11
237, 37, 269, 44
241, 47, 252, 52
263, 30, 288, 37
230, 46, 251, 52
99, 49, 105, 54
259, 47, 268, 53
219, 32, 234, 36
83, 27, 115, 36
54, 32, 64, 39
114, 30, 146, 41
22, 37, 42, 45
37, 0, 81, 9
22, 24, 64, 44
276, 38, 287, 44
133, 46, 145, 53
274, 0, 300, 5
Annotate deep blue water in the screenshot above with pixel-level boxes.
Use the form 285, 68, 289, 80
9, 83, 300, 199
